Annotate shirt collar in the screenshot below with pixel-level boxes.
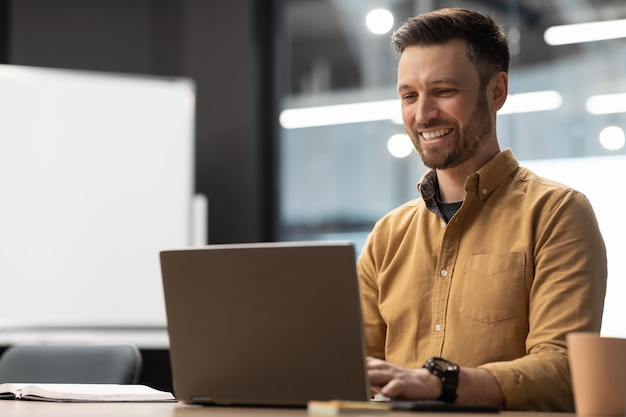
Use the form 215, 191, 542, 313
417, 148, 520, 202
417, 170, 446, 219
468, 148, 519, 200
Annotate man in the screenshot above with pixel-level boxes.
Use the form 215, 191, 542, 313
357, 8, 607, 411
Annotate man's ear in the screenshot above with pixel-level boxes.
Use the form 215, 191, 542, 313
489, 71, 508, 112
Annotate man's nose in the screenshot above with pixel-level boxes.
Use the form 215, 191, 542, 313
414, 97, 438, 125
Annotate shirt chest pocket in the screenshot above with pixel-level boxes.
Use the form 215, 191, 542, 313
459, 252, 526, 324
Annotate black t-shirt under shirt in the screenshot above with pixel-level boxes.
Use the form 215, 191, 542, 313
436, 189, 462, 223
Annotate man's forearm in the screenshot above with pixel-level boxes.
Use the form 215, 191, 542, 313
457, 367, 504, 407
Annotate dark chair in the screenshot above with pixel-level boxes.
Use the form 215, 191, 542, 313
0, 344, 143, 384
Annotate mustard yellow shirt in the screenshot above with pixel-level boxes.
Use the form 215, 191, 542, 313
357, 149, 607, 411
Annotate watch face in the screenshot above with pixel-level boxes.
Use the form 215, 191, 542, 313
432, 357, 459, 372
446, 361, 459, 372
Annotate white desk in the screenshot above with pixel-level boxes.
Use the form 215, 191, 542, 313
0, 401, 574, 417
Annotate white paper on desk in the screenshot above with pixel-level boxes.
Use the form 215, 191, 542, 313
0, 383, 176, 402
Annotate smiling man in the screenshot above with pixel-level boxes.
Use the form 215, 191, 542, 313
357, 8, 607, 411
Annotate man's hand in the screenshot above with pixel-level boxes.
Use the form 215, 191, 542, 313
366, 356, 442, 400
366, 356, 505, 407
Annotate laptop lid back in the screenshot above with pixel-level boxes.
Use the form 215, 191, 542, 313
160, 241, 370, 406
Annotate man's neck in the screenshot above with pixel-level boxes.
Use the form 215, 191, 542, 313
435, 171, 467, 203
435, 145, 501, 203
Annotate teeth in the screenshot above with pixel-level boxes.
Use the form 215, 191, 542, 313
422, 128, 452, 140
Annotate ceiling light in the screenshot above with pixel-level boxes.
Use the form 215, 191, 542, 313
280, 91, 562, 129
279, 99, 399, 129
544, 19, 626, 46
499, 90, 562, 115
366, 9, 394, 35
586, 93, 626, 115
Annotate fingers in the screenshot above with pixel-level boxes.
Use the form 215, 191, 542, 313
378, 378, 406, 398
368, 367, 411, 399
366, 356, 388, 369
366, 357, 404, 398
366, 357, 399, 387
365, 357, 435, 401
366, 356, 402, 372
368, 367, 393, 388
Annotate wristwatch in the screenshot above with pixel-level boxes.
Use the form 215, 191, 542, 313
423, 357, 459, 403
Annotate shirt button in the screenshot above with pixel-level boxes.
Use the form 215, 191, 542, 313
481, 188, 488, 195
435, 324, 442, 332
440, 269, 448, 277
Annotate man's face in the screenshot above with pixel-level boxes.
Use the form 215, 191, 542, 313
397, 39, 493, 170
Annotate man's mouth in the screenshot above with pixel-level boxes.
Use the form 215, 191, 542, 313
421, 128, 453, 141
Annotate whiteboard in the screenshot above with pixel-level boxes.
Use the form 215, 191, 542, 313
0, 64, 195, 327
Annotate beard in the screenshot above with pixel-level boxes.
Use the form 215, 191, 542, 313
407, 92, 492, 170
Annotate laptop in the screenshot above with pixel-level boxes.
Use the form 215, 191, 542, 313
160, 241, 371, 407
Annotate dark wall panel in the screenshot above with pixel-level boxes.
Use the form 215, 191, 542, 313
0, 0, 8, 63
10, 0, 153, 73
182, 0, 276, 243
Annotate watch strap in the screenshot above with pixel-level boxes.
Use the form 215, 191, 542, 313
423, 357, 459, 404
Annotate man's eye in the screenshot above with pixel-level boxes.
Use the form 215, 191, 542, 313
402, 94, 417, 101
438, 89, 456, 96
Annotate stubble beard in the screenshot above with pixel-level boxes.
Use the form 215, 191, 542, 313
408, 92, 492, 170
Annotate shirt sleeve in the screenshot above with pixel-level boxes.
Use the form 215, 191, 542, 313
357, 227, 387, 361
481, 188, 607, 411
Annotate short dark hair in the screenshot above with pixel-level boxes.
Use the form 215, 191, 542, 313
392, 8, 509, 86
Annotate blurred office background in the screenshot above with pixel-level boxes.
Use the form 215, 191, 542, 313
279, 0, 626, 247
3, 0, 624, 246
1, 0, 625, 387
